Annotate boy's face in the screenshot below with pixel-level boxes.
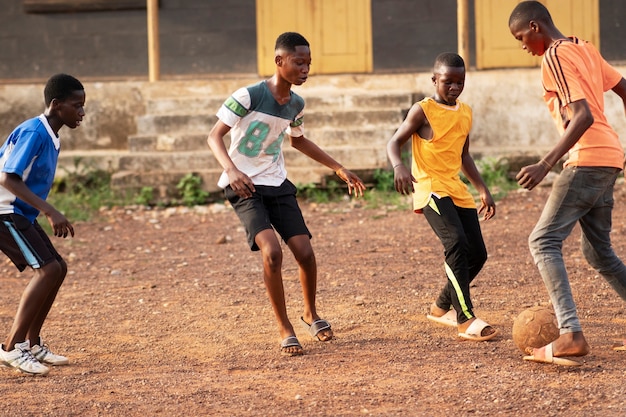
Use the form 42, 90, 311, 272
510, 21, 546, 56
432, 66, 465, 106
55, 90, 86, 129
276, 45, 311, 85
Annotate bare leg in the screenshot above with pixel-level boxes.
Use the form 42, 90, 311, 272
255, 229, 302, 355
287, 235, 332, 341
4, 260, 65, 350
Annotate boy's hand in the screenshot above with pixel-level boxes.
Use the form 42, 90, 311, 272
516, 162, 550, 191
478, 192, 496, 221
335, 167, 366, 197
227, 168, 256, 198
46, 210, 74, 238
393, 164, 416, 195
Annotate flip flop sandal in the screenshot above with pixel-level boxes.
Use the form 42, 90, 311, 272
426, 309, 457, 328
523, 342, 582, 366
300, 317, 333, 341
280, 336, 303, 356
458, 318, 499, 342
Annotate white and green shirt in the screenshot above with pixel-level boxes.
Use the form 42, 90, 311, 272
216, 81, 305, 188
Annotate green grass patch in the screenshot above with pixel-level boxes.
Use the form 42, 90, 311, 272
39, 157, 516, 232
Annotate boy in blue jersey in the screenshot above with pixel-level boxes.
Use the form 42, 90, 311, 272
208, 32, 366, 356
0, 74, 85, 375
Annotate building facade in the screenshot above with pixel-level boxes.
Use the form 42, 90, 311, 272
1, 0, 624, 82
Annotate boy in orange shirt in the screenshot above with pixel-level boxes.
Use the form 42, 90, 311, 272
509, 1, 626, 365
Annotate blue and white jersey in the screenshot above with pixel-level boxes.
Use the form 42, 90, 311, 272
216, 81, 305, 188
0, 114, 60, 222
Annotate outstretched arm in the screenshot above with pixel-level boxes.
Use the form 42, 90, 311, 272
289, 135, 366, 197
207, 120, 256, 198
0, 172, 73, 238
461, 138, 495, 220
516, 99, 593, 190
386, 103, 423, 195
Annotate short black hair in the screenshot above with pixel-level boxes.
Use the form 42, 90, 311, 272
434, 52, 465, 71
509, 1, 553, 29
275, 32, 309, 53
44, 73, 84, 106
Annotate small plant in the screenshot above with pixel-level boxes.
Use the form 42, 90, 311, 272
176, 173, 210, 206
47, 157, 124, 221
373, 168, 395, 192
135, 186, 155, 206
461, 157, 516, 200
296, 180, 344, 203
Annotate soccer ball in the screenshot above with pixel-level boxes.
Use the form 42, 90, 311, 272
512, 305, 560, 354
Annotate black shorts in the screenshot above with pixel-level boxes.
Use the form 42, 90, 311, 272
224, 179, 311, 251
0, 213, 62, 271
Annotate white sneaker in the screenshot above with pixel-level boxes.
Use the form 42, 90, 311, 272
31, 338, 69, 366
0, 340, 50, 375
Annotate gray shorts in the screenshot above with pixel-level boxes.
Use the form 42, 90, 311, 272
224, 179, 311, 251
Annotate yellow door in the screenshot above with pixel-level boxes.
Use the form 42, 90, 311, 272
256, 0, 372, 76
475, 0, 599, 69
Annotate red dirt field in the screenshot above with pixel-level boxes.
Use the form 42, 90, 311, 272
1, 184, 626, 416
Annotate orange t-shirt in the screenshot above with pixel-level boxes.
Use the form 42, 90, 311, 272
542, 37, 624, 168
411, 97, 476, 212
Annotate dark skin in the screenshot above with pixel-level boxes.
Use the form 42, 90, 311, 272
386, 64, 496, 336
0, 89, 85, 351
208, 45, 366, 355
510, 16, 626, 358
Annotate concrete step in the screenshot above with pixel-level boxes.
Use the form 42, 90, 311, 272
57, 145, 542, 182
143, 92, 416, 115
114, 146, 388, 173
135, 114, 217, 136
135, 108, 405, 135
128, 127, 395, 152
128, 133, 213, 152
57, 150, 128, 175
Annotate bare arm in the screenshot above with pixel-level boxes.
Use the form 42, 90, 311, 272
207, 120, 256, 198
460, 138, 495, 220
0, 172, 73, 237
386, 103, 424, 195
289, 135, 366, 197
516, 99, 593, 190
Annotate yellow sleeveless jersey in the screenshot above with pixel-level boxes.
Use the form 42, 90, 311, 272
411, 97, 476, 212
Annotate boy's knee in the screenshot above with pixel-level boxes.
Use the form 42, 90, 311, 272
528, 231, 545, 256
262, 247, 283, 269
295, 247, 315, 266
38, 260, 66, 284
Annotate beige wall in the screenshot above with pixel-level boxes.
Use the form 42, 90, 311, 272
0, 67, 625, 172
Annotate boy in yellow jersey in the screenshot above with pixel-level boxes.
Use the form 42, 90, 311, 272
387, 52, 498, 342
509, 1, 626, 366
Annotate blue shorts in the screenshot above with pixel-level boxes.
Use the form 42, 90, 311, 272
0, 213, 62, 271
224, 179, 312, 251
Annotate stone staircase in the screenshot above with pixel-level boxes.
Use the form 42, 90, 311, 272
108, 89, 418, 201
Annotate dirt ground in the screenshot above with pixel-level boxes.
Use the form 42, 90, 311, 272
2, 183, 626, 416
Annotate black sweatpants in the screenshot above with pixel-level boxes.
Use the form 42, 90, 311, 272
422, 195, 488, 325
